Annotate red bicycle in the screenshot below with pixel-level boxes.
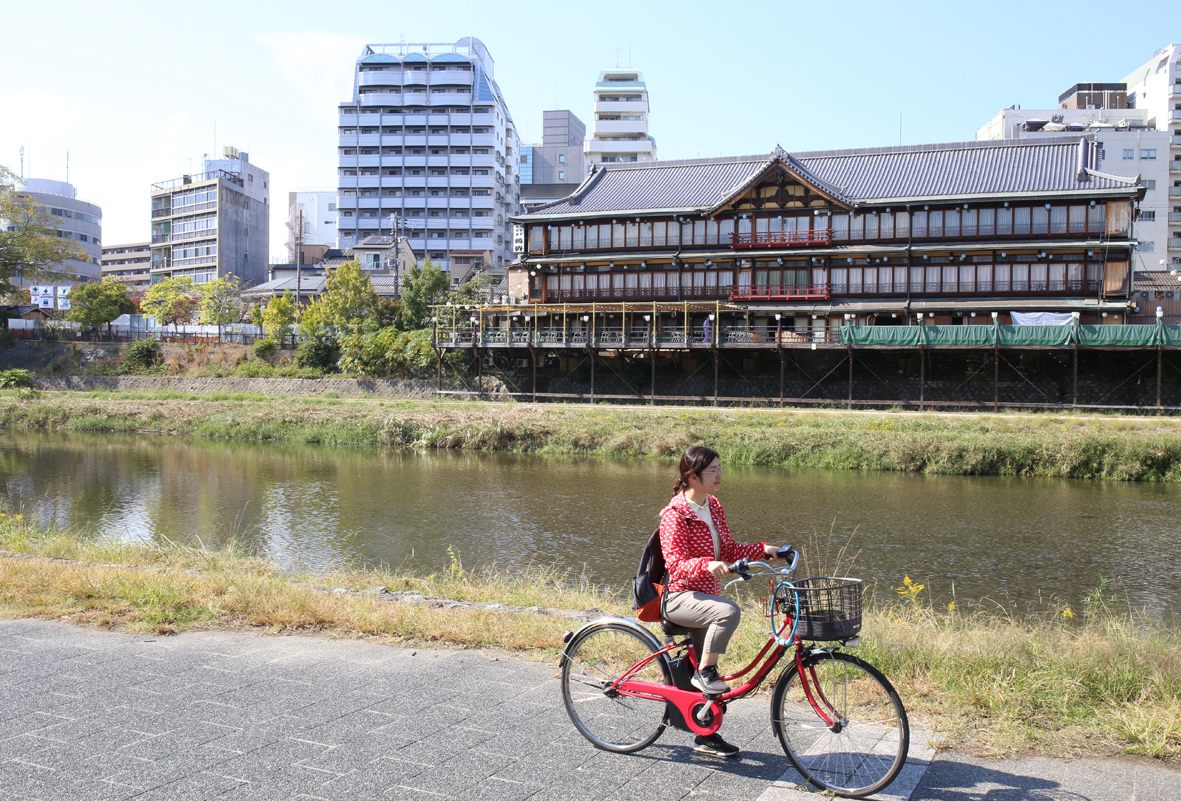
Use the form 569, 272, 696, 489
559, 550, 909, 798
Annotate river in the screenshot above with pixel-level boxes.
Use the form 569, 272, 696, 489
3, 432, 1178, 622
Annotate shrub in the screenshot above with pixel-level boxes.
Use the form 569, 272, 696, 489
123, 339, 162, 372
253, 337, 280, 361
295, 335, 339, 372
0, 368, 35, 388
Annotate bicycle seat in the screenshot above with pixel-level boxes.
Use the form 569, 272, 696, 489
660, 618, 694, 637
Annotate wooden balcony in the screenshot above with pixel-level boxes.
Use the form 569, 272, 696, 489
731, 230, 832, 249
731, 284, 831, 301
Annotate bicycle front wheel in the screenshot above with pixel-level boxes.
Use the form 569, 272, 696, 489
560, 623, 669, 753
771, 651, 909, 798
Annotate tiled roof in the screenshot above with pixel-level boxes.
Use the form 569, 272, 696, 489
524, 138, 1140, 219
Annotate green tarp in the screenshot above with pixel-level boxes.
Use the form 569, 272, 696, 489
997, 324, 1075, 347
841, 326, 923, 346
1076, 324, 1160, 347
839, 322, 1170, 348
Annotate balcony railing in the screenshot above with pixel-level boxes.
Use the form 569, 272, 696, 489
731, 230, 832, 248
731, 284, 831, 301
438, 324, 841, 349
543, 286, 727, 302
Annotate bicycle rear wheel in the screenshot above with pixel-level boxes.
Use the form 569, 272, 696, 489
771, 651, 909, 798
560, 623, 669, 753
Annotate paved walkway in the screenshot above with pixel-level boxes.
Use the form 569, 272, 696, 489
1, 619, 1177, 801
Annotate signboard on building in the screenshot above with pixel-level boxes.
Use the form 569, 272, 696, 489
56, 286, 71, 298
37, 296, 54, 309
512, 224, 525, 254
58, 299, 72, 311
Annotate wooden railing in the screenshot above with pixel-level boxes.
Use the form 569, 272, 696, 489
731, 230, 832, 248
730, 284, 832, 301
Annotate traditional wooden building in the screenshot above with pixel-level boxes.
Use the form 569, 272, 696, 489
512, 139, 1142, 332
431, 139, 1169, 409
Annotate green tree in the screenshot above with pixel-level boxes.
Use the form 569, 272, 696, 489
298, 260, 378, 340
199, 275, 246, 341
0, 166, 84, 297
447, 270, 496, 306
399, 258, 449, 330
259, 293, 296, 344
141, 276, 199, 332
66, 279, 134, 335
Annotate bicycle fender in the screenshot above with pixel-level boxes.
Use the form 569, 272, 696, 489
557, 616, 664, 669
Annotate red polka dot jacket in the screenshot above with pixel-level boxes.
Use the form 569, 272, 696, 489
658, 493, 767, 595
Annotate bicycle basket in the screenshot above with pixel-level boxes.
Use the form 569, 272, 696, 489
788, 577, 862, 641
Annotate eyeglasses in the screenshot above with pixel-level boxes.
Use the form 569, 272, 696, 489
701, 467, 723, 476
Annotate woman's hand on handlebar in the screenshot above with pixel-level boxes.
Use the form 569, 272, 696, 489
705, 560, 730, 577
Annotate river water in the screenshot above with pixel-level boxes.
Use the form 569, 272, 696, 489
3, 432, 1179, 622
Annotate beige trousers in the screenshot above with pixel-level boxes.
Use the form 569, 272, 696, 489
662, 590, 741, 658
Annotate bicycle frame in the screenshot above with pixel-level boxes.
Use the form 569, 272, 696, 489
609, 612, 843, 738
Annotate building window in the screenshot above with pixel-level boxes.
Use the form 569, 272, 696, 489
1141, 149, 1157, 159
1137, 210, 1156, 222
558, 153, 566, 164
1145, 180, 1156, 190
558, 171, 566, 181
1123, 149, 1135, 159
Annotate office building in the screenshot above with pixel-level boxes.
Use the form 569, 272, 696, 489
5, 178, 102, 286
336, 37, 521, 274
1121, 45, 1181, 269
977, 90, 1169, 272
520, 110, 587, 212
149, 147, 270, 287
101, 242, 151, 294
522, 110, 585, 184
287, 191, 338, 264
585, 69, 656, 167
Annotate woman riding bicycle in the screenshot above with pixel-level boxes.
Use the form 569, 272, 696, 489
659, 444, 783, 758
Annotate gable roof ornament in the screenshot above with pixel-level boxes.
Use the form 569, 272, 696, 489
709, 147, 856, 216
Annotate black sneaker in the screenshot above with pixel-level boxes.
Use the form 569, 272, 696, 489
694, 732, 740, 758
690, 665, 729, 694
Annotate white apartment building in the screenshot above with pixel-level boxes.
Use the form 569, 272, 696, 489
585, 69, 656, 168
336, 37, 521, 273
1122, 44, 1181, 269
977, 102, 1169, 272
287, 191, 338, 263
149, 147, 270, 287
5, 178, 102, 286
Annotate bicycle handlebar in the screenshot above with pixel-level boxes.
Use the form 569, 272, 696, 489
724, 546, 799, 589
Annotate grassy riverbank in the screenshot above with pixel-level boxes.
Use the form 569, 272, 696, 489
7, 390, 1181, 480
1, 517, 1177, 762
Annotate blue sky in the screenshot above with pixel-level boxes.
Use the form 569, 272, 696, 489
1, 0, 1176, 259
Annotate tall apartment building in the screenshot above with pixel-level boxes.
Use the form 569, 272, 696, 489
287, 191, 338, 264
977, 90, 1169, 270
585, 69, 656, 167
4, 178, 102, 287
101, 242, 151, 294
336, 37, 521, 273
1122, 44, 1181, 269
149, 148, 270, 287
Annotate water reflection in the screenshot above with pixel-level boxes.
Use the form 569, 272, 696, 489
2, 432, 1179, 623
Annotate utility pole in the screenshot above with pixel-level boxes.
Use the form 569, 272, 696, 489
295, 207, 303, 311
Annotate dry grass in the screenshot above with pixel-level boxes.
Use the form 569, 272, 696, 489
1, 516, 1178, 763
